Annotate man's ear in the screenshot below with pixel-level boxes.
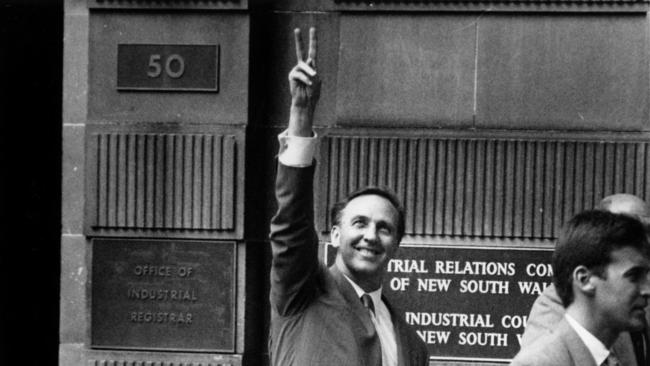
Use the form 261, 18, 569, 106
573, 265, 596, 296
331, 226, 340, 247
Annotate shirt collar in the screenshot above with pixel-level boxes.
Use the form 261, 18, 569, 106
342, 273, 383, 305
565, 313, 610, 366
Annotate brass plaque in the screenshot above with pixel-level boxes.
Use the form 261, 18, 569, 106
91, 239, 235, 352
117, 44, 219, 91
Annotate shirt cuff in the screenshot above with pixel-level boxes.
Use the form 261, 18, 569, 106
277, 129, 318, 167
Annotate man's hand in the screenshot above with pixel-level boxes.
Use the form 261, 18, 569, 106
288, 27, 321, 137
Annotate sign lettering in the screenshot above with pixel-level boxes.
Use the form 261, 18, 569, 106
92, 239, 235, 352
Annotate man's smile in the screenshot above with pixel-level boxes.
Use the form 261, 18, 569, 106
354, 245, 383, 258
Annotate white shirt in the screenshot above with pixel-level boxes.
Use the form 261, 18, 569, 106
343, 274, 398, 366
565, 314, 611, 366
277, 130, 398, 366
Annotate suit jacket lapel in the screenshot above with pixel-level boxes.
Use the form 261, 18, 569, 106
330, 265, 377, 333
330, 266, 383, 366
558, 319, 599, 366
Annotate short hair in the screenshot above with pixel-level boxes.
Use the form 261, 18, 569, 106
553, 210, 650, 307
329, 186, 405, 241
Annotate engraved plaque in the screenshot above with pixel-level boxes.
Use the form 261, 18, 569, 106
117, 44, 219, 91
92, 239, 235, 352
327, 244, 553, 362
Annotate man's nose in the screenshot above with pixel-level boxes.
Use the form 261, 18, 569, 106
363, 224, 378, 242
641, 276, 650, 297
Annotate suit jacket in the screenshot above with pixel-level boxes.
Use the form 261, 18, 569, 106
521, 284, 638, 366
269, 163, 429, 366
511, 318, 597, 366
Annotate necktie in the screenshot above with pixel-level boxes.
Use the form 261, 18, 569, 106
631, 330, 647, 366
360, 293, 375, 315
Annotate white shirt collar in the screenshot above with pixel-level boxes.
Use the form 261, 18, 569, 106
342, 273, 383, 305
565, 314, 610, 366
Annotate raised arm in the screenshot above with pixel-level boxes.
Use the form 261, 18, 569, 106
288, 27, 321, 137
269, 28, 323, 316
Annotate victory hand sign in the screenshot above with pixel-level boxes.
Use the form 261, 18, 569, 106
288, 27, 321, 137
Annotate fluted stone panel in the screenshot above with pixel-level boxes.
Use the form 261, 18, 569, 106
89, 133, 237, 232
88, 360, 233, 366
320, 136, 650, 240
89, 0, 245, 9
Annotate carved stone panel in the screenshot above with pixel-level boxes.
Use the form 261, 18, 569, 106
85, 129, 243, 239
319, 135, 650, 240
89, 0, 247, 10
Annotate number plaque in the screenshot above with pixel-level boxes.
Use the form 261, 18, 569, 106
117, 44, 219, 92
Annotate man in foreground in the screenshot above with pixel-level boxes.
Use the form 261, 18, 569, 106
521, 194, 650, 365
268, 27, 428, 366
511, 210, 650, 366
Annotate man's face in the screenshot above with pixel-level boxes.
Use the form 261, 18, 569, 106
332, 194, 400, 290
593, 246, 650, 332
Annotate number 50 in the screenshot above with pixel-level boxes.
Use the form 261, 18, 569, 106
147, 54, 185, 79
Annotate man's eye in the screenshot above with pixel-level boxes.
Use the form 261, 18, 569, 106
627, 270, 648, 282
352, 220, 365, 228
634, 274, 646, 283
377, 225, 393, 235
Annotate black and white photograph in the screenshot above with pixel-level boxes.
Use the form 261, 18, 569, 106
2, 1, 650, 365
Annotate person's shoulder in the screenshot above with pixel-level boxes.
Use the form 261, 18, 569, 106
511, 329, 571, 366
527, 284, 565, 327
520, 284, 565, 347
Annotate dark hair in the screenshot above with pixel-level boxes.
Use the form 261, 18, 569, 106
329, 186, 405, 241
553, 210, 650, 307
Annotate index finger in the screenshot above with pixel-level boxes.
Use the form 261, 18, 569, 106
307, 27, 317, 67
294, 28, 304, 62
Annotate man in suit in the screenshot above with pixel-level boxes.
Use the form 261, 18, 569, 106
521, 194, 650, 366
268, 27, 429, 366
511, 210, 650, 366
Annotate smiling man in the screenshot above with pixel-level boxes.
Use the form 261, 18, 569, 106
330, 189, 403, 291
268, 27, 428, 366
510, 211, 650, 366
